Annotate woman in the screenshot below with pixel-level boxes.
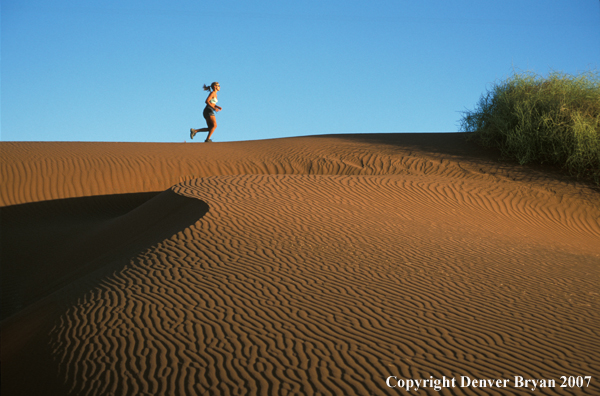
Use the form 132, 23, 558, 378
190, 82, 222, 142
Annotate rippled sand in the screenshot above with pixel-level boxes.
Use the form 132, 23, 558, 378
2, 134, 599, 395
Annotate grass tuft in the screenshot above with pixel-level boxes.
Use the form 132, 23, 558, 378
460, 70, 600, 184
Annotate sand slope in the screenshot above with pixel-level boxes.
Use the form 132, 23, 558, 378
1, 134, 599, 395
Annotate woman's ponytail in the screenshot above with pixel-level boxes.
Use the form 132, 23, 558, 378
203, 82, 219, 92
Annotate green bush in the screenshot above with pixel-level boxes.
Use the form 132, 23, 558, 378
460, 70, 600, 183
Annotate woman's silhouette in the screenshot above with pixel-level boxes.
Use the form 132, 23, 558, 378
191, 82, 221, 142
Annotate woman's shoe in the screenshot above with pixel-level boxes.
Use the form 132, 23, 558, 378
190, 128, 196, 139
205, 138, 212, 143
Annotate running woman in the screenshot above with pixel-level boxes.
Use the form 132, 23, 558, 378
190, 82, 221, 142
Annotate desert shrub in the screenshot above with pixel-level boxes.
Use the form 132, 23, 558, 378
460, 70, 600, 183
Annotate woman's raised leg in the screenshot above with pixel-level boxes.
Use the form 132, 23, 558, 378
191, 116, 216, 141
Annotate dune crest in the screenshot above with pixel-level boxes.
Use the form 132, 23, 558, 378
2, 134, 596, 207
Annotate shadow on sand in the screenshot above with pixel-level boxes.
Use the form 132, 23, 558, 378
1, 190, 209, 321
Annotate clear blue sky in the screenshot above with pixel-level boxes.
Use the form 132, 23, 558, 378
2, 0, 599, 142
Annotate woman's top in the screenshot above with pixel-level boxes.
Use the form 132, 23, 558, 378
204, 96, 218, 116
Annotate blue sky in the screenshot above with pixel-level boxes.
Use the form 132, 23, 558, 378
2, 0, 599, 142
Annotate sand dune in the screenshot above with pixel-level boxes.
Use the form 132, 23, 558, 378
1, 134, 599, 395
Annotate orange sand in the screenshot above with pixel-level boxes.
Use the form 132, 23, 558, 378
1, 134, 599, 395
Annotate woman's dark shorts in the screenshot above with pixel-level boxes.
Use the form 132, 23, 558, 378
203, 106, 215, 119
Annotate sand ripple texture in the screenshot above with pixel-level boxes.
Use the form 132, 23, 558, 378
6, 174, 598, 395
2, 133, 597, 207
1, 135, 600, 396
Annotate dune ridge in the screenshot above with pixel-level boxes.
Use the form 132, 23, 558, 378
2, 134, 597, 207
2, 134, 599, 395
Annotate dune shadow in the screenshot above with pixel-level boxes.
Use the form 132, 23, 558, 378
1, 190, 209, 321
